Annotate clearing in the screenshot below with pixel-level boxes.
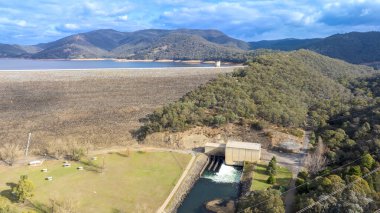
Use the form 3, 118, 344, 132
0, 151, 191, 212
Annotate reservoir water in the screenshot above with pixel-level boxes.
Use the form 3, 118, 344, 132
178, 163, 242, 213
0, 58, 216, 70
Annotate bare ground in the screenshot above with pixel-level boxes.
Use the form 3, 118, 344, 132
0, 67, 238, 151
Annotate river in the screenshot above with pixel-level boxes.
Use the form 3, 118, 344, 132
177, 163, 242, 213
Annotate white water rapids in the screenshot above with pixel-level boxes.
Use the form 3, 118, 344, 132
202, 163, 242, 183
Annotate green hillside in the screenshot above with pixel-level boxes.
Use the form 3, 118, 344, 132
135, 50, 375, 140
295, 73, 380, 212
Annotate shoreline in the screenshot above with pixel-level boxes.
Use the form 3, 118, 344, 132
0, 66, 240, 83
0, 57, 239, 65
0, 65, 245, 72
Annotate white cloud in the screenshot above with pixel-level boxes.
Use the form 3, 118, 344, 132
118, 15, 129, 21
64, 23, 79, 30
16, 20, 27, 27
2, 0, 380, 44
360, 8, 370, 16
0, 17, 27, 27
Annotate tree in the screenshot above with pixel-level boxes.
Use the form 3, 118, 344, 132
267, 174, 276, 184
361, 153, 375, 169
0, 143, 22, 166
348, 166, 362, 177
267, 156, 277, 175
238, 189, 285, 213
304, 138, 327, 175
12, 175, 34, 203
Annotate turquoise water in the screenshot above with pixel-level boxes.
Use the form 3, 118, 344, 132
0, 58, 216, 70
178, 163, 242, 213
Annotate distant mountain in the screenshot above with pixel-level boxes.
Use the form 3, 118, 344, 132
249, 38, 321, 51
250, 32, 380, 65
174, 29, 250, 50
26, 29, 247, 60
305, 32, 380, 64
3, 30, 380, 65
0, 44, 28, 57
112, 31, 245, 60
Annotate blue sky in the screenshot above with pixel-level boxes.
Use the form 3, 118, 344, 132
1, 0, 380, 44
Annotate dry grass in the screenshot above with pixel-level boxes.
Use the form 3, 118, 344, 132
0, 67, 236, 150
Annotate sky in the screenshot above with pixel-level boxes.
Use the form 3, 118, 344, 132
1, 0, 380, 44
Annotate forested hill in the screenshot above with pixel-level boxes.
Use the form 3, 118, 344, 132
4, 29, 248, 61
135, 50, 375, 140
250, 31, 380, 65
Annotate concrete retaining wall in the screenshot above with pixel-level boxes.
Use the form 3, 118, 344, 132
164, 154, 208, 213
239, 162, 255, 197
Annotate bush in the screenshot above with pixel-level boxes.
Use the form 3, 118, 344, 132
250, 120, 267, 130
0, 197, 13, 213
287, 128, 304, 138
70, 148, 85, 161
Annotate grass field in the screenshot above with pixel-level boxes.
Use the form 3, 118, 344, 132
251, 162, 292, 191
0, 151, 191, 212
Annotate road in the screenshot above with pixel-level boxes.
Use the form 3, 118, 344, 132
260, 131, 310, 213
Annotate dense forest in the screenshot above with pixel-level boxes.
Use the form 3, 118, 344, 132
294, 75, 380, 212
135, 50, 374, 140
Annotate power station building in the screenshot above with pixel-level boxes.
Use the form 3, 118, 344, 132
205, 141, 261, 166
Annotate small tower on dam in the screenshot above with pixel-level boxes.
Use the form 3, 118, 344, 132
215, 61, 221, 67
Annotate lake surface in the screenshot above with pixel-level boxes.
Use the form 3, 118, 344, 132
177, 163, 242, 213
0, 58, 216, 70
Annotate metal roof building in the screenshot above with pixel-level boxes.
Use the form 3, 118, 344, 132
225, 141, 261, 166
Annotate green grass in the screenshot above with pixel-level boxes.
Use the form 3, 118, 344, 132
0, 151, 191, 212
250, 162, 292, 191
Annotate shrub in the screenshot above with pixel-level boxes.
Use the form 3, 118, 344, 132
250, 120, 267, 131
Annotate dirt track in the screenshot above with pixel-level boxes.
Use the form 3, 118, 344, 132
0, 67, 239, 150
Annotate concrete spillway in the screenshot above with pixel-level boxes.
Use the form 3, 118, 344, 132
205, 155, 224, 172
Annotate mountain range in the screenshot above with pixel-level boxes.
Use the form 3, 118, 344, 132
249, 31, 380, 65
1, 29, 247, 61
2, 29, 380, 65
